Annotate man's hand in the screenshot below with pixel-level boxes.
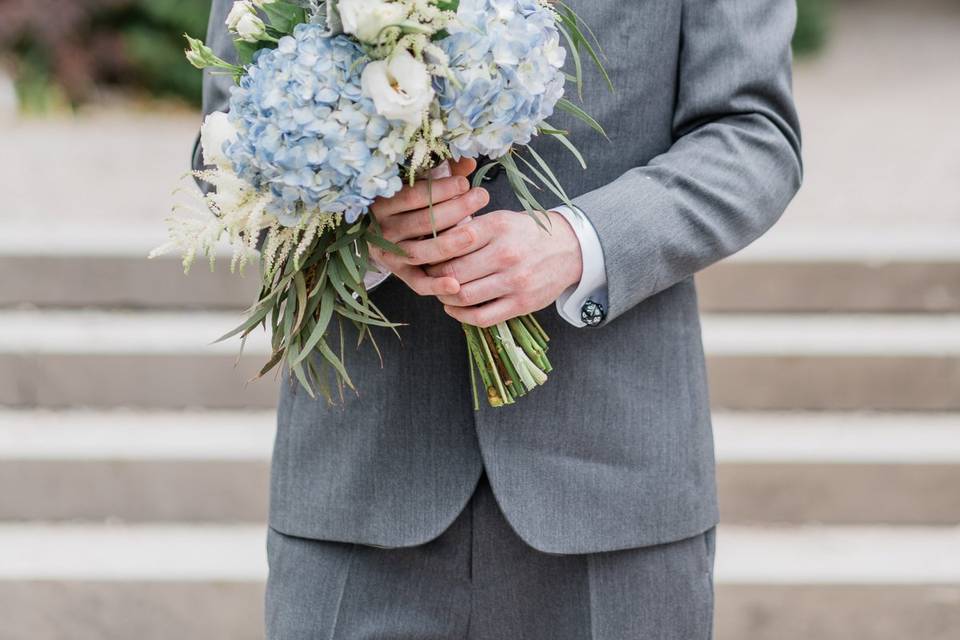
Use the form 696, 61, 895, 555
370, 157, 489, 297
422, 210, 584, 328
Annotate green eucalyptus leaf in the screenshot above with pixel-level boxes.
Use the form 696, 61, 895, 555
293, 285, 337, 366
557, 99, 608, 139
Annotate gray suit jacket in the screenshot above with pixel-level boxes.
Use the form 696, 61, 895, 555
196, 0, 802, 554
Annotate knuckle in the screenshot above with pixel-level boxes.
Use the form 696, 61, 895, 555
490, 213, 510, 233
440, 262, 458, 280
458, 226, 478, 248
499, 246, 521, 266
414, 209, 432, 233
380, 226, 399, 244
510, 270, 531, 290
376, 253, 397, 270
399, 244, 419, 264
396, 187, 418, 211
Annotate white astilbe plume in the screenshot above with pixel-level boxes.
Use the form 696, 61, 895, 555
150, 168, 271, 274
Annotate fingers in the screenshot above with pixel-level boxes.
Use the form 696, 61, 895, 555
392, 264, 461, 297
373, 250, 461, 297
428, 161, 452, 179
436, 273, 512, 308
444, 298, 519, 329
371, 175, 470, 219
382, 187, 489, 242
449, 157, 478, 178
425, 243, 501, 285
398, 220, 491, 266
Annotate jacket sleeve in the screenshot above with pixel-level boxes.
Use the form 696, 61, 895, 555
191, 0, 239, 179
571, 0, 803, 326
191, 0, 275, 252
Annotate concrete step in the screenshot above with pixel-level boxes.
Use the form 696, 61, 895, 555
0, 522, 957, 640
0, 410, 273, 523
713, 412, 960, 525
698, 227, 960, 312
703, 313, 960, 410
1, 310, 958, 410
2, 410, 958, 525
0, 230, 260, 311
2, 228, 959, 313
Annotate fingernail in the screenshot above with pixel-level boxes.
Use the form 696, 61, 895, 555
456, 176, 470, 192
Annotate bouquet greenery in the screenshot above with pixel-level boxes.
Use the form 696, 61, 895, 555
153, 0, 609, 407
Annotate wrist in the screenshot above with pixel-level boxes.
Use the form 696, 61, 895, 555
547, 209, 584, 291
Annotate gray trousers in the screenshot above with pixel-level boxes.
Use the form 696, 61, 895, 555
265, 474, 716, 639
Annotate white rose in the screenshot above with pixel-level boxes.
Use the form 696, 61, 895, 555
225, 1, 267, 42
226, 1, 254, 30
338, 0, 408, 44
361, 50, 435, 127
235, 12, 267, 41
200, 111, 238, 170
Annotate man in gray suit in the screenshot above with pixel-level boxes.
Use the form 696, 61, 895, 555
196, 0, 801, 637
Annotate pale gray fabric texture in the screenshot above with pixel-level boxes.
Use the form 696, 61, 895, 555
196, 0, 801, 554
265, 474, 716, 640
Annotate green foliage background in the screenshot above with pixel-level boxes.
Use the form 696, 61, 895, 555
122, 0, 213, 103
1, 0, 828, 112
794, 0, 832, 56
0, 0, 212, 111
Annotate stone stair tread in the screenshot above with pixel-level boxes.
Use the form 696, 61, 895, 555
714, 412, 960, 463
2, 409, 958, 464
0, 409, 275, 460
1, 522, 959, 585
3, 310, 959, 356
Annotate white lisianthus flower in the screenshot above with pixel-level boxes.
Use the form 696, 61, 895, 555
200, 111, 238, 170
338, 0, 408, 44
226, 1, 254, 30
361, 49, 435, 127
226, 1, 268, 42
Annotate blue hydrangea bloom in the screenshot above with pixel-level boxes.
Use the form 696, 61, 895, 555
225, 24, 406, 225
436, 0, 567, 160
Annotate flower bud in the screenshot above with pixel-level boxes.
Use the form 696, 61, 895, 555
226, 1, 268, 43
184, 35, 219, 69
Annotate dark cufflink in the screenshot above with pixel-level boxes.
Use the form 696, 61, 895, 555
581, 299, 606, 327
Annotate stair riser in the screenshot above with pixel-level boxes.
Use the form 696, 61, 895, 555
0, 354, 278, 409
3, 460, 958, 525
0, 461, 270, 523
4, 255, 960, 313
0, 256, 260, 311
708, 357, 960, 411
2, 353, 957, 410
717, 585, 960, 640
697, 262, 960, 312
2, 582, 958, 640
717, 464, 960, 525
0, 581, 264, 640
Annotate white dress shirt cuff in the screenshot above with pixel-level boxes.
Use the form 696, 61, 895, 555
552, 205, 609, 328
364, 260, 391, 291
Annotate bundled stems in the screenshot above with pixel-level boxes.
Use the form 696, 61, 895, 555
463, 315, 552, 409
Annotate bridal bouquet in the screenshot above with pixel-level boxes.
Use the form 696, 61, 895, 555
154, 0, 609, 407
